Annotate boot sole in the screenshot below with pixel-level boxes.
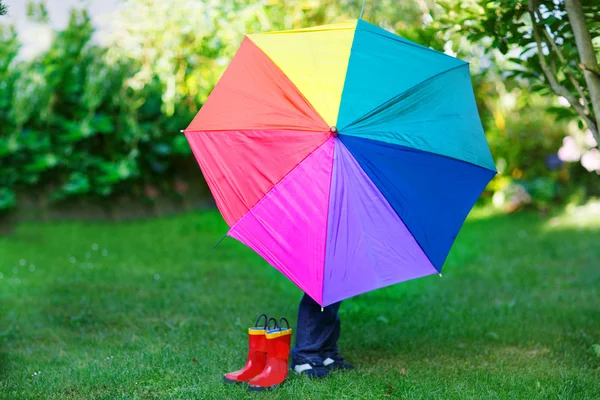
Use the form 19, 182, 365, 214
248, 378, 287, 392
223, 376, 246, 385
248, 383, 281, 392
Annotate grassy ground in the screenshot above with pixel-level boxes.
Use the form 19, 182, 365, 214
0, 207, 599, 399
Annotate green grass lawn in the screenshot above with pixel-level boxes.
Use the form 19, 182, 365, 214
1, 208, 599, 399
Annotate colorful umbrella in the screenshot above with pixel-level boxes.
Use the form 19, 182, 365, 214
184, 19, 497, 307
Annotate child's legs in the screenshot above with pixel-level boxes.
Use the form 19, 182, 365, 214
291, 293, 342, 365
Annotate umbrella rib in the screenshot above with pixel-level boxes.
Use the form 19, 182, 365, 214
211, 233, 228, 250
184, 85, 329, 132
340, 64, 468, 130
355, 148, 442, 273
185, 127, 326, 133
320, 139, 336, 305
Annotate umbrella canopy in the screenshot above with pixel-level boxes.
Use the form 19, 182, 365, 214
184, 19, 497, 307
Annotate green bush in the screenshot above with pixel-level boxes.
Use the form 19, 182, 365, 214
0, 10, 197, 212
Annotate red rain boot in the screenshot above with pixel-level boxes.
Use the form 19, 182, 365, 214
248, 318, 292, 391
223, 314, 269, 384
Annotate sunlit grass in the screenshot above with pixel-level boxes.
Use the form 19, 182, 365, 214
542, 200, 600, 232
0, 208, 599, 399
464, 202, 502, 220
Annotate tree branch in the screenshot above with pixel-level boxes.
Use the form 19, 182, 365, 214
535, 10, 589, 110
550, 54, 558, 78
579, 63, 600, 78
528, 1, 599, 142
565, 0, 600, 146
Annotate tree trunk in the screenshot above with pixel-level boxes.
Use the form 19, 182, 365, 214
565, 0, 600, 146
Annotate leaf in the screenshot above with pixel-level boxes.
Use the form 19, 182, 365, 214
94, 185, 113, 197
25, 153, 59, 172
61, 172, 91, 195
172, 135, 191, 155
508, 57, 528, 70
97, 160, 135, 185
468, 32, 488, 42
547, 106, 577, 121
0, 136, 19, 157
58, 120, 92, 143
19, 131, 51, 152
90, 114, 114, 134
21, 174, 40, 185
543, 16, 559, 26
498, 39, 509, 54
0, 188, 16, 210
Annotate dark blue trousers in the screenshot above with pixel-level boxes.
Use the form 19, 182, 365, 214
290, 293, 342, 364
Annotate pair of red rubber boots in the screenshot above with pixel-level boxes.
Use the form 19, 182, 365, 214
223, 315, 292, 391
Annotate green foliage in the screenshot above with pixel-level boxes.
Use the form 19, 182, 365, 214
0, 0, 7, 16
479, 77, 600, 210
1, 0, 597, 213
0, 0, 430, 212
427, 0, 599, 137
0, 9, 199, 210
